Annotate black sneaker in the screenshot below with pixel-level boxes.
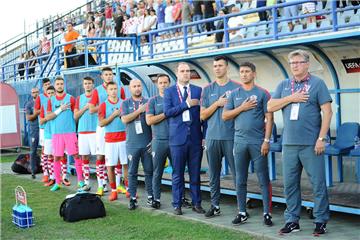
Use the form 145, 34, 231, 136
152, 200, 161, 209
313, 223, 327, 235
263, 213, 273, 226
174, 207, 183, 215
232, 213, 248, 225
182, 197, 192, 209
204, 206, 221, 218
128, 198, 138, 210
147, 196, 153, 206
279, 222, 300, 234
31, 174, 36, 179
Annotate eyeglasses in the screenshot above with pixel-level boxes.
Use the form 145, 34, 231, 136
31, 92, 39, 94
289, 61, 308, 65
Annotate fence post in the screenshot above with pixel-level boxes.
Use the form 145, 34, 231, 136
272, 6, 278, 40
332, 0, 338, 31
224, 16, 229, 48
184, 26, 188, 54
85, 39, 90, 67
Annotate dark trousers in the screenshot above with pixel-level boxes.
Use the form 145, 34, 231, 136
30, 135, 39, 174
170, 136, 202, 208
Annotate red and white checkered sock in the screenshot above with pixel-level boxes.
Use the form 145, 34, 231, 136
83, 159, 90, 185
61, 158, 67, 180
96, 160, 103, 187
115, 164, 121, 188
41, 152, 48, 176
48, 155, 55, 179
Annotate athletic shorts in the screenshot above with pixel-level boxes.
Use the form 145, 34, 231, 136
39, 128, 45, 146
105, 141, 127, 166
106, 18, 112, 27
43, 138, 53, 155
96, 126, 105, 155
78, 133, 96, 156
52, 133, 78, 157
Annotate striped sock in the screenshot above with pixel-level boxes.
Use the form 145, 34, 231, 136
48, 155, 55, 179
100, 159, 107, 186
83, 159, 90, 185
41, 152, 48, 176
96, 160, 103, 187
115, 164, 121, 188
61, 158, 67, 180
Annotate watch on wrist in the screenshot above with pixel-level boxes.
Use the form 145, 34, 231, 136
264, 138, 270, 143
318, 137, 326, 142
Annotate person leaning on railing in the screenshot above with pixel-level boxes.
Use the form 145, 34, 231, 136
64, 22, 80, 68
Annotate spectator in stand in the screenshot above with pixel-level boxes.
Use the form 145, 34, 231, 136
41, 37, 51, 56
143, 8, 158, 40
18, 53, 26, 80
87, 22, 97, 42
223, 0, 236, 13
105, 3, 113, 33
27, 50, 37, 78
284, 0, 300, 31
192, 0, 204, 34
137, 9, 146, 41
181, 0, 192, 34
165, 0, 175, 38
257, 0, 268, 21
156, 0, 167, 39
64, 22, 80, 68
204, 0, 216, 34
215, 8, 229, 46
99, 10, 106, 37
115, 9, 125, 37
126, 10, 139, 46
172, 0, 182, 36
37, 39, 43, 57
227, 6, 244, 45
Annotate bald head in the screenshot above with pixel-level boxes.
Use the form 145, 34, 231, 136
31, 87, 39, 99
129, 79, 143, 98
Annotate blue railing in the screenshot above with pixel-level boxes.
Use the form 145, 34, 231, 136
1, 0, 359, 83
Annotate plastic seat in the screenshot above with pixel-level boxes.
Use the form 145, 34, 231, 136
324, 122, 360, 186
349, 147, 360, 183
268, 123, 282, 180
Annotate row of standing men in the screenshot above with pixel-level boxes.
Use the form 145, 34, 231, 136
27, 49, 332, 235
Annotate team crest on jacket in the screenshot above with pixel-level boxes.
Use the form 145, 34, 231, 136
128, 154, 132, 161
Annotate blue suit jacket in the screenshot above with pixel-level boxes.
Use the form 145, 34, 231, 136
164, 84, 203, 146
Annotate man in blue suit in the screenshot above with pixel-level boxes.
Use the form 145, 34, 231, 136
164, 62, 205, 215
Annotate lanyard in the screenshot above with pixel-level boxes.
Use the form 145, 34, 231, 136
132, 98, 142, 119
176, 84, 190, 102
291, 74, 310, 94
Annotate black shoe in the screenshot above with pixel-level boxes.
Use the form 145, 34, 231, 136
192, 205, 206, 214
31, 174, 36, 179
232, 213, 248, 225
313, 223, 327, 235
152, 200, 161, 209
147, 196, 153, 206
128, 198, 138, 210
263, 213, 273, 226
279, 222, 300, 234
204, 206, 221, 218
182, 197, 192, 209
174, 207, 183, 215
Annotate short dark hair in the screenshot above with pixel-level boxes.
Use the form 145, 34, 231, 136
42, 78, 50, 84
101, 67, 113, 73
54, 76, 64, 82
83, 76, 94, 83
239, 62, 256, 72
214, 56, 228, 65
156, 74, 170, 82
106, 81, 117, 87
46, 86, 55, 91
